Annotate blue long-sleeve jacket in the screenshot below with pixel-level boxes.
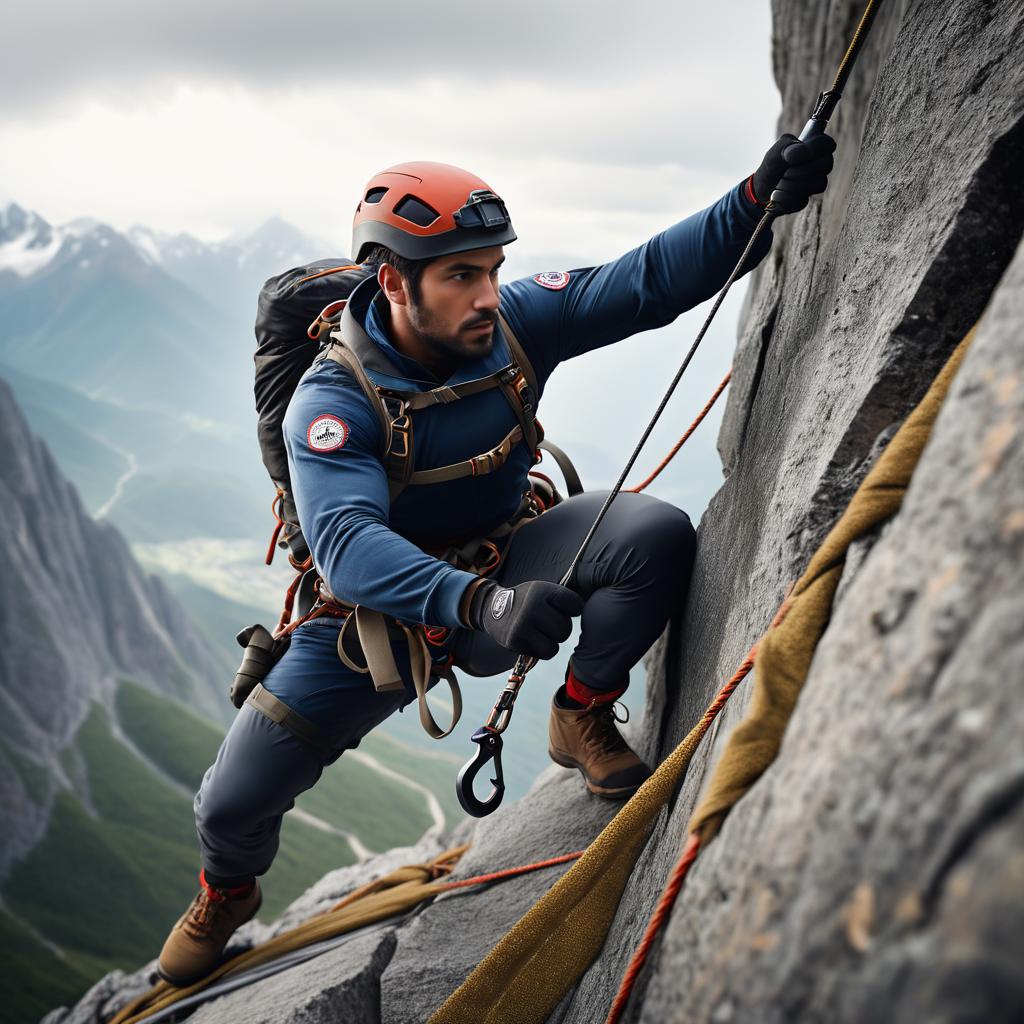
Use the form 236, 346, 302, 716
282, 180, 772, 630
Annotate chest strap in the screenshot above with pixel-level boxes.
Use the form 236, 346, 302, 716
321, 313, 541, 501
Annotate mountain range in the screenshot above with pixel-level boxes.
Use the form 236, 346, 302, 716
0, 201, 338, 553
0, 375, 470, 1023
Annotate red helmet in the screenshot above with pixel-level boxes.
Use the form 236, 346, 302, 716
352, 161, 517, 263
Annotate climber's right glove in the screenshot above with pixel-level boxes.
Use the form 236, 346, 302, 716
747, 132, 837, 215
468, 579, 583, 660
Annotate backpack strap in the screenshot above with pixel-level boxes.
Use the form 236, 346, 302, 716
320, 306, 545, 500
319, 339, 416, 501
497, 313, 542, 456
319, 341, 392, 448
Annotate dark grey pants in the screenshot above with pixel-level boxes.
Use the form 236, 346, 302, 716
195, 490, 694, 885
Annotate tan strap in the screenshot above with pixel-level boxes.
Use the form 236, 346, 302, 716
498, 314, 539, 405
339, 607, 463, 739
336, 611, 369, 674
407, 424, 524, 486
245, 683, 333, 759
538, 438, 584, 496
351, 606, 407, 693
398, 370, 516, 410
497, 314, 542, 456
405, 626, 462, 740
321, 342, 393, 455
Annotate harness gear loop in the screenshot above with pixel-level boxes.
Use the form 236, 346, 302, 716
265, 488, 287, 565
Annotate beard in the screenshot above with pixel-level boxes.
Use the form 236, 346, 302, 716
407, 300, 497, 362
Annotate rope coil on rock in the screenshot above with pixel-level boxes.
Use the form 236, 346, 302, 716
110, 846, 585, 1024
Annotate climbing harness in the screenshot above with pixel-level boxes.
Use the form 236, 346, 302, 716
240, 290, 585, 749
453, 0, 879, 815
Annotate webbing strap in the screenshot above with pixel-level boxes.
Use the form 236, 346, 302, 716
322, 339, 537, 496
337, 607, 462, 739
399, 370, 515, 410
498, 314, 542, 456
408, 424, 524, 485
245, 684, 333, 759
320, 342, 393, 455
538, 438, 583, 497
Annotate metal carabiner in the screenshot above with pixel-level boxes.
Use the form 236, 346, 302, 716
456, 727, 505, 817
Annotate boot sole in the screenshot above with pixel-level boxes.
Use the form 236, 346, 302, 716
548, 748, 645, 800
156, 891, 263, 987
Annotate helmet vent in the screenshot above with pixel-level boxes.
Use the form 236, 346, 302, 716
394, 195, 440, 227
364, 187, 389, 204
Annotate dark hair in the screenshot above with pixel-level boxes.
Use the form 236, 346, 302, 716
362, 244, 432, 304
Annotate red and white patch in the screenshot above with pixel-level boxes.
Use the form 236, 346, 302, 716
533, 270, 571, 291
307, 414, 350, 452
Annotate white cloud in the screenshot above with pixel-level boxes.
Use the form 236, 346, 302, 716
0, 1, 784, 517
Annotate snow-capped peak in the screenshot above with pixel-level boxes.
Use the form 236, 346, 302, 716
0, 202, 61, 277
63, 216, 106, 238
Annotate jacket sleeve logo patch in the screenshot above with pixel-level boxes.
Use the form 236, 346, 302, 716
533, 271, 571, 291
307, 414, 350, 452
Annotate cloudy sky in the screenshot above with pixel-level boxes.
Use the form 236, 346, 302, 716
1, 0, 784, 514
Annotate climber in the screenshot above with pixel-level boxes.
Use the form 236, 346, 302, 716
157, 133, 836, 986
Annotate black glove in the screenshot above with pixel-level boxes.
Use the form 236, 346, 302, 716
749, 132, 837, 214
468, 579, 583, 660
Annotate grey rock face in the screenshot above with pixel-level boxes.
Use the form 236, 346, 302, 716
39, 963, 156, 1024
187, 929, 396, 1024
636, 226, 1024, 1024
380, 768, 620, 1024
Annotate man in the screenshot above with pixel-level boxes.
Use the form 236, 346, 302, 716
158, 133, 836, 984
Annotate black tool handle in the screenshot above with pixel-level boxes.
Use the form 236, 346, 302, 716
769, 90, 837, 205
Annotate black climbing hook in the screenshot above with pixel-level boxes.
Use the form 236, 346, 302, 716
456, 726, 505, 817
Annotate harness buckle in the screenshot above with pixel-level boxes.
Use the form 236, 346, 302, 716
470, 452, 495, 477
514, 377, 535, 414
389, 414, 412, 459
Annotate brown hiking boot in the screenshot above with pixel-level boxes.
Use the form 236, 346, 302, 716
157, 875, 262, 986
548, 688, 652, 799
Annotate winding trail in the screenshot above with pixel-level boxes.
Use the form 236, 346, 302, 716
107, 694, 373, 863
0, 895, 67, 961
290, 809, 373, 862
348, 749, 447, 837
95, 445, 138, 519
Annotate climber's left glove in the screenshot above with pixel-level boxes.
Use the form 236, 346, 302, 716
746, 132, 837, 215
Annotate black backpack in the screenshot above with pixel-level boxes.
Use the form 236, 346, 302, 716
254, 259, 372, 566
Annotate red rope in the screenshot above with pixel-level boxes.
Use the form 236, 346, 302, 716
628, 370, 732, 494
436, 851, 584, 892
604, 593, 794, 1024
604, 833, 702, 1024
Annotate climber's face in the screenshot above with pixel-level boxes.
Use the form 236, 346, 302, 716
381, 246, 504, 367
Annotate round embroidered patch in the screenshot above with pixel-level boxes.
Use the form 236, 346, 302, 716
533, 270, 571, 291
307, 414, 350, 452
